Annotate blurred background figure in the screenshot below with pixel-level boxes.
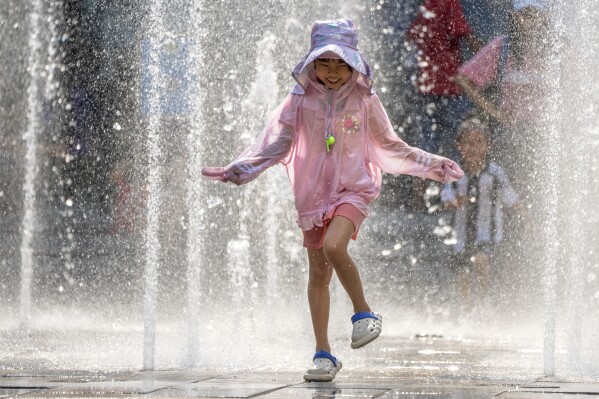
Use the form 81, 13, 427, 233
407, 0, 483, 158
406, 0, 483, 209
441, 118, 522, 317
456, 0, 550, 192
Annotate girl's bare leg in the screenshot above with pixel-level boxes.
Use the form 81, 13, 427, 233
323, 216, 371, 314
307, 248, 334, 353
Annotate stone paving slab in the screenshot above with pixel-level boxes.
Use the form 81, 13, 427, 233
2, 332, 599, 398
0, 389, 46, 399
144, 382, 294, 398
261, 386, 389, 398
1, 370, 598, 399
499, 382, 599, 396
379, 385, 508, 399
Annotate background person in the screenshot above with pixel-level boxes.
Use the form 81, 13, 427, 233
407, 0, 483, 208
441, 118, 521, 313
455, 0, 550, 191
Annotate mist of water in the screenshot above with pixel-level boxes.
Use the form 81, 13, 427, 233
18, 0, 44, 334
184, 0, 206, 370
2, 0, 599, 380
142, 0, 165, 371
19, 0, 61, 333
551, 0, 599, 377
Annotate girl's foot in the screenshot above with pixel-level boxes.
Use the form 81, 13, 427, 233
351, 312, 382, 349
303, 350, 342, 382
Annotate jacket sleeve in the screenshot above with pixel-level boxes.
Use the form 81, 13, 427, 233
223, 95, 296, 185
365, 94, 463, 183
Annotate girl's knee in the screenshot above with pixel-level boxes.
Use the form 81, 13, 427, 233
322, 238, 348, 263
307, 250, 333, 286
309, 265, 333, 287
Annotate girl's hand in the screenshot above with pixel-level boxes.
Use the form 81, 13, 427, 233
200, 166, 242, 185
425, 159, 464, 184
442, 160, 464, 183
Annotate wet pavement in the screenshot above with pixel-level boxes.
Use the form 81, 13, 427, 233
1, 334, 598, 399
2, 368, 599, 399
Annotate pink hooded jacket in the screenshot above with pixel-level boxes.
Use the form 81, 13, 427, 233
202, 19, 463, 231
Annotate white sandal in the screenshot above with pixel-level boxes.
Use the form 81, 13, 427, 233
303, 350, 342, 382
351, 312, 382, 349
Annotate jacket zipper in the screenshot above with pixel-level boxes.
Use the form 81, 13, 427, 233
324, 90, 335, 213
325, 90, 333, 150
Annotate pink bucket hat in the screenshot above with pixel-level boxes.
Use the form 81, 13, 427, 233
291, 19, 373, 94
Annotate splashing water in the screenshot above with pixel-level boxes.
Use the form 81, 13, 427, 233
142, 0, 165, 371
2, 0, 599, 380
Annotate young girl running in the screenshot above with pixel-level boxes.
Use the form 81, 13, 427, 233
202, 19, 464, 382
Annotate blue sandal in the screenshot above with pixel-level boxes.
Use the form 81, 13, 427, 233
351, 312, 382, 349
303, 350, 342, 382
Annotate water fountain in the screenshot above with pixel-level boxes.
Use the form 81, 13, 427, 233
11, 0, 63, 334
1, 0, 598, 382
184, 0, 206, 371
140, 0, 166, 373
552, 0, 599, 376
19, 0, 44, 334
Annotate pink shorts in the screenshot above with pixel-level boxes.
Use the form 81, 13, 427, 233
302, 203, 366, 249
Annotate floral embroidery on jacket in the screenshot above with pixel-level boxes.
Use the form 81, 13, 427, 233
339, 112, 360, 135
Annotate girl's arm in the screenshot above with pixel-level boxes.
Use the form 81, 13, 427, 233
489, 163, 518, 207
366, 95, 463, 184
201, 96, 296, 185
456, 36, 511, 124
202, 128, 293, 185
455, 74, 508, 124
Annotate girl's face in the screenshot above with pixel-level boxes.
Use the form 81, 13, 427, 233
314, 58, 352, 90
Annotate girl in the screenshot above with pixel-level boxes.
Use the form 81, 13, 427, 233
202, 19, 464, 382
